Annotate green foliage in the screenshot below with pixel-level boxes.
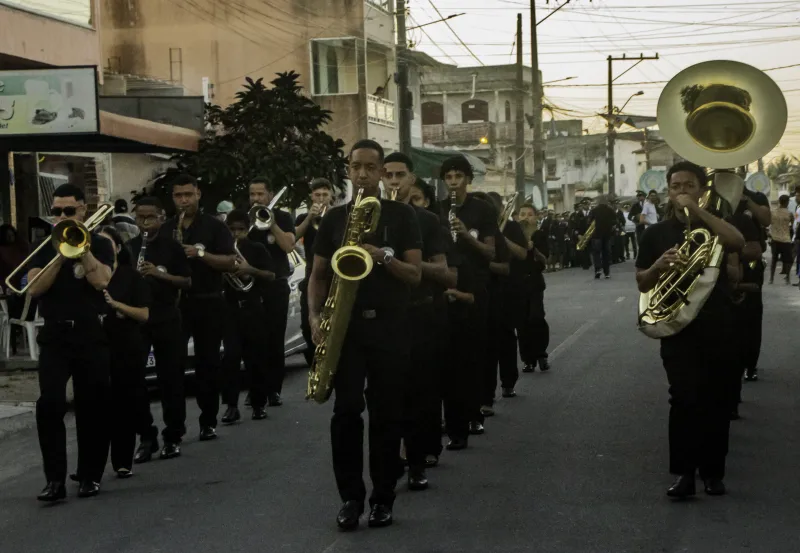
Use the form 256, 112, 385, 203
149, 71, 347, 213
766, 154, 800, 186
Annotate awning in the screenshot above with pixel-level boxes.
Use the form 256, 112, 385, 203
0, 111, 201, 154
410, 146, 487, 180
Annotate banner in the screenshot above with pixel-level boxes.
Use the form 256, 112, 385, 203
0, 66, 99, 136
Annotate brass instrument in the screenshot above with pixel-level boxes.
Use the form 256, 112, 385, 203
448, 190, 458, 242
498, 192, 519, 233
5, 203, 115, 295
576, 221, 595, 251
224, 240, 255, 292
175, 210, 185, 244
638, 60, 787, 338
307, 188, 381, 403
249, 186, 288, 232
311, 205, 328, 230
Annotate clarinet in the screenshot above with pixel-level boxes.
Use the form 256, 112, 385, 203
137, 231, 149, 271
449, 190, 458, 243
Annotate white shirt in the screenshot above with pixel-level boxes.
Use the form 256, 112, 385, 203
642, 200, 658, 226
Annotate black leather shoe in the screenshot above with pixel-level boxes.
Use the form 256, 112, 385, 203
252, 407, 268, 420
160, 442, 181, 459
744, 368, 758, 381
368, 504, 393, 528
704, 478, 726, 496
336, 500, 363, 531
37, 481, 66, 502
522, 364, 534, 373
268, 393, 283, 407
538, 357, 551, 371
446, 438, 467, 451
244, 393, 251, 407
69, 473, 79, 483
221, 407, 241, 424
199, 427, 217, 441
408, 469, 429, 491
469, 422, 485, 435
134, 439, 159, 464
425, 455, 439, 468
78, 481, 100, 498
502, 387, 516, 398
116, 468, 133, 479
666, 474, 696, 498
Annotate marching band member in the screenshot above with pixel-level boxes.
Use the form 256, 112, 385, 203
308, 139, 422, 530
129, 197, 191, 462
588, 195, 617, 279
438, 156, 496, 441
383, 152, 452, 491
248, 177, 297, 407
221, 210, 276, 423
27, 183, 115, 501
163, 174, 236, 442
635, 161, 744, 498
517, 204, 551, 373
295, 178, 335, 366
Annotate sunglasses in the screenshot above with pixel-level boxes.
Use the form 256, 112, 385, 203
50, 206, 80, 217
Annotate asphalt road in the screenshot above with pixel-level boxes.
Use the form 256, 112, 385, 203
1, 260, 799, 553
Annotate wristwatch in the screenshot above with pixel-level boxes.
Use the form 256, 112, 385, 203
197, 248, 206, 258
382, 248, 395, 265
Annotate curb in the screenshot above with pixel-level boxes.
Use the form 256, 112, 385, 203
0, 402, 37, 440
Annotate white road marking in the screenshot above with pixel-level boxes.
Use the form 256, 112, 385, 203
549, 319, 597, 362
615, 296, 625, 303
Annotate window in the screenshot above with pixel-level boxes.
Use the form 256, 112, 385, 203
310, 39, 358, 96
574, 158, 583, 168
620, 164, 626, 174
504, 100, 511, 122
422, 102, 444, 125
461, 99, 488, 123
546, 159, 557, 178
1, 0, 92, 27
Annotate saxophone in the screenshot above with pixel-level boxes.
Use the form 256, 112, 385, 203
306, 187, 381, 404
576, 220, 595, 251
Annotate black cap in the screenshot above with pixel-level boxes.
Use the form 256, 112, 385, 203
114, 199, 128, 213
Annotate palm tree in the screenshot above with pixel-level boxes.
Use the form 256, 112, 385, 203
766, 154, 800, 188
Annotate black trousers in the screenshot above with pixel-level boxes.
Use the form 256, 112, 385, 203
140, 314, 186, 443
770, 241, 793, 279
264, 279, 290, 395
299, 279, 314, 366
661, 327, 733, 479
483, 283, 521, 402
181, 297, 225, 429
109, 331, 148, 472
481, 282, 506, 406
591, 236, 612, 275
36, 322, 110, 483
331, 313, 408, 507
222, 299, 269, 409
402, 301, 444, 468
624, 232, 638, 259
732, 290, 763, 405
517, 283, 550, 364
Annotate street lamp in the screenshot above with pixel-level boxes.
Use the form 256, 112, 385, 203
618, 90, 644, 114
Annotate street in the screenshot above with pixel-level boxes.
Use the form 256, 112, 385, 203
1, 260, 798, 553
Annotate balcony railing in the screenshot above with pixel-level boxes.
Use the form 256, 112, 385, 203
423, 122, 493, 146
367, 94, 395, 128
365, 0, 391, 13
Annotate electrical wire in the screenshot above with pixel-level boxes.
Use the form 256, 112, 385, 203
427, 0, 485, 66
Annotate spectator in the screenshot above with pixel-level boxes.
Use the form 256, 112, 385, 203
112, 199, 140, 242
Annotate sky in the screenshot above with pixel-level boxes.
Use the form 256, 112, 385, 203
409, 0, 800, 164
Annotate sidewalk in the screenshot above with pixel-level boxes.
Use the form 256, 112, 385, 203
0, 370, 39, 439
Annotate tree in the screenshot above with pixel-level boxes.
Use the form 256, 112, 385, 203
150, 71, 347, 214
766, 154, 800, 189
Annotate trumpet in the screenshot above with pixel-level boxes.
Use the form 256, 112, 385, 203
311, 204, 328, 231
249, 186, 288, 232
225, 240, 255, 292
5, 203, 115, 295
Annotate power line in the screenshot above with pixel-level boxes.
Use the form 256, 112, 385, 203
426, 0, 484, 66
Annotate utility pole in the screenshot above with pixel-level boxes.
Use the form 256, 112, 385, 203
396, 0, 412, 155
515, 14, 525, 195
530, 0, 544, 207
606, 53, 658, 197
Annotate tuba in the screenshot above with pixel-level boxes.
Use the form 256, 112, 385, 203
306, 187, 381, 403
249, 186, 288, 232
638, 60, 787, 339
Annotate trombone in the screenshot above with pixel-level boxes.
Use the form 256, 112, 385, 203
5, 203, 115, 295
249, 186, 288, 232
498, 192, 519, 232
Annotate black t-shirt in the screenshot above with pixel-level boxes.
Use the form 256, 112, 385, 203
636, 218, 732, 350
591, 204, 618, 238
295, 212, 317, 278
163, 212, 235, 295
29, 233, 115, 322
128, 231, 191, 322
249, 209, 295, 279
315, 199, 423, 312
439, 193, 497, 290
224, 238, 273, 303
413, 205, 447, 301
104, 264, 151, 348
503, 220, 528, 284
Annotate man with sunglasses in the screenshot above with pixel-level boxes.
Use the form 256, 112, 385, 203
26, 183, 115, 501
127, 197, 192, 463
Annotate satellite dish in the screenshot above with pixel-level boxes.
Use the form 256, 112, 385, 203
531, 186, 544, 210
745, 171, 771, 195
638, 170, 667, 193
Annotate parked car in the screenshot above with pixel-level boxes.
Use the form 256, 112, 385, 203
145, 254, 308, 383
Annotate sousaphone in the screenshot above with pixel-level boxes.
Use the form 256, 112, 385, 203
638, 60, 787, 338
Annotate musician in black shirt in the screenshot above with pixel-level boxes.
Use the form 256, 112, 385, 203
128, 197, 191, 462
309, 139, 422, 530
589, 196, 618, 279
220, 209, 276, 423
248, 177, 297, 406
636, 161, 744, 498
163, 174, 236, 442
27, 183, 115, 501
295, 178, 335, 366
517, 204, 551, 373
384, 152, 452, 491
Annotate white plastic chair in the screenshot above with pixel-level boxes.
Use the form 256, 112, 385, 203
6, 294, 44, 361
0, 296, 8, 355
